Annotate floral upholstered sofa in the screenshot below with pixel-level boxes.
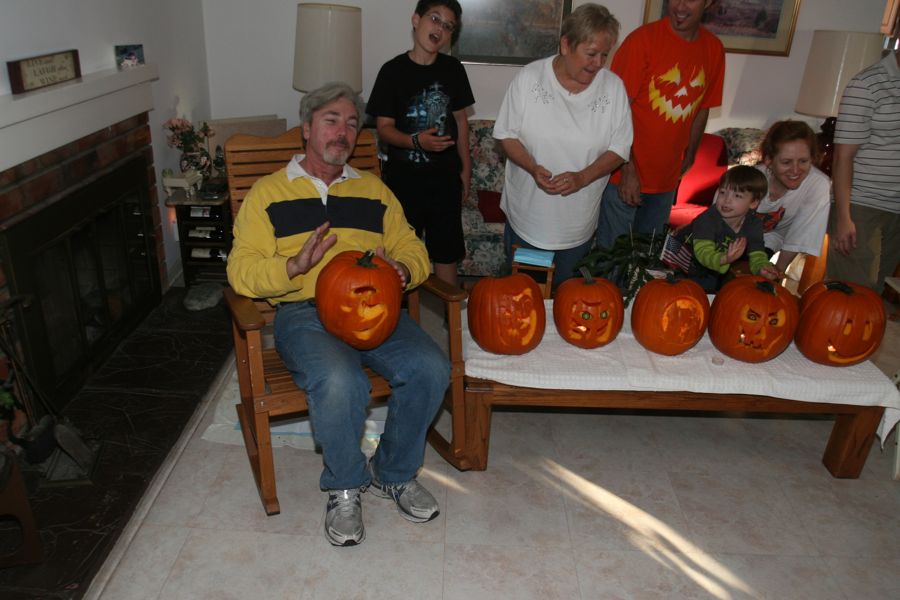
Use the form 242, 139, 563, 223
457, 120, 766, 278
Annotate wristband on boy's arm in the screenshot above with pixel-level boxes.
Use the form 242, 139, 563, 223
411, 132, 424, 153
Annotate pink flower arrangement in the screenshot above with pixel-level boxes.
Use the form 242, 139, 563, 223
162, 118, 212, 152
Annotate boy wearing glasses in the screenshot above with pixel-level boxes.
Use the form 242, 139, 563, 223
367, 0, 474, 287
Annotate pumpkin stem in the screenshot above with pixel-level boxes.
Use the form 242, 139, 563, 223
824, 281, 854, 295
755, 280, 777, 296
579, 266, 594, 285
358, 250, 377, 268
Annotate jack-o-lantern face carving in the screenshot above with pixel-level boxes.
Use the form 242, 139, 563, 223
649, 63, 707, 124
632, 278, 709, 355
709, 277, 798, 363
553, 270, 623, 349
315, 250, 402, 350
468, 273, 546, 354
795, 281, 886, 366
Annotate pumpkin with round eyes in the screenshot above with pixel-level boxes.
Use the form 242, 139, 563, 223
795, 281, 886, 366
631, 277, 709, 356
315, 250, 402, 350
468, 273, 545, 355
553, 268, 623, 349
709, 276, 799, 363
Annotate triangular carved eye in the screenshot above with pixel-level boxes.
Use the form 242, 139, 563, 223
689, 68, 706, 89
658, 64, 681, 85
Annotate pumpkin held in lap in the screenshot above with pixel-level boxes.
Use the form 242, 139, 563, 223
315, 250, 402, 350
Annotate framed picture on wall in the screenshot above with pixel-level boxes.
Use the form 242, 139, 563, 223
644, 0, 802, 56
451, 0, 573, 65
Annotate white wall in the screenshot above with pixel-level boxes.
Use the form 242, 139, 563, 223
0, 0, 210, 286
0, 0, 889, 282
203, 0, 887, 130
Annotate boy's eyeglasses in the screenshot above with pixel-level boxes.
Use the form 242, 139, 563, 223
426, 12, 456, 34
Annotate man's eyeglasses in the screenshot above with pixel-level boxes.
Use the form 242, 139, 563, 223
426, 12, 456, 34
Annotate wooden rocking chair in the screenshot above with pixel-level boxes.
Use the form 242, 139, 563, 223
223, 128, 471, 515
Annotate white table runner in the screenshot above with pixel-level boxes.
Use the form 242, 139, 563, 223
462, 300, 900, 444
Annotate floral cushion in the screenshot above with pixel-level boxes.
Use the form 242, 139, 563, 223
715, 127, 765, 166
460, 119, 507, 277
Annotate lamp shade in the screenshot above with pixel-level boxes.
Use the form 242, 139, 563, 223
795, 30, 884, 117
293, 3, 362, 93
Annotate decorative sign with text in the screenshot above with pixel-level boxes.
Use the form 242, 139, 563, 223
6, 50, 81, 94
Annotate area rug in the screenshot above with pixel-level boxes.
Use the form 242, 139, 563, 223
201, 367, 388, 453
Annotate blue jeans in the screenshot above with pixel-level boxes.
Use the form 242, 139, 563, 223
274, 301, 450, 491
595, 182, 676, 250
503, 223, 595, 288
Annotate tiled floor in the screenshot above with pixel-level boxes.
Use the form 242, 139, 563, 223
0, 288, 233, 600
86, 306, 900, 599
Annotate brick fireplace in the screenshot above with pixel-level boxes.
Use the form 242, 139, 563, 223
0, 66, 165, 411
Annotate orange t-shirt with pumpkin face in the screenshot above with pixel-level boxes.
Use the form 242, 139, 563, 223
610, 18, 725, 193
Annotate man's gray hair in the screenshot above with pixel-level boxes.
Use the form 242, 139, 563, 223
298, 82, 366, 125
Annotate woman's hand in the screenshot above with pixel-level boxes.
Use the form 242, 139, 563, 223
547, 171, 585, 196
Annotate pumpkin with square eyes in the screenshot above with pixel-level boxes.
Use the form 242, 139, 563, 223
315, 250, 402, 350
709, 277, 798, 363
468, 273, 545, 355
795, 281, 886, 366
631, 277, 709, 355
553, 268, 623, 349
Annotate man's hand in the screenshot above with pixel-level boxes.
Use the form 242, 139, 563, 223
617, 165, 642, 207
286, 222, 337, 278
722, 237, 747, 265
833, 215, 857, 256
416, 127, 455, 153
375, 247, 410, 289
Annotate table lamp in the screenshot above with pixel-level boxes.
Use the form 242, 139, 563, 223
794, 30, 884, 175
293, 3, 362, 93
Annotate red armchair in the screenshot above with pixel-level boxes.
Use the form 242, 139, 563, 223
668, 133, 728, 229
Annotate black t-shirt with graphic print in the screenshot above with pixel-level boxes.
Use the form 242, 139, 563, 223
366, 52, 474, 174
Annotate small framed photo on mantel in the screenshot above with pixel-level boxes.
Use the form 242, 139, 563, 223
6, 49, 81, 94
115, 44, 145, 70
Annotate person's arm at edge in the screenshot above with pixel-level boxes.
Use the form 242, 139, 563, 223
831, 142, 860, 256
681, 107, 709, 175
453, 108, 472, 202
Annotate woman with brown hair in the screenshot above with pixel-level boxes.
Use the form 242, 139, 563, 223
754, 119, 831, 275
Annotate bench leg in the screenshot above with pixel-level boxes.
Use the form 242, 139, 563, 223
236, 404, 281, 515
464, 388, 493, 471
822, 407, 883, 478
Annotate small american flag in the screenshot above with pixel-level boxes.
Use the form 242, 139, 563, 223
660, 232, 693, 273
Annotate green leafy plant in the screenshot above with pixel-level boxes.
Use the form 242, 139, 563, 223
577, 230, 666, 307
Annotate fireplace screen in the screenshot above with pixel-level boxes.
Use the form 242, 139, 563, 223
0, 156, 161, 410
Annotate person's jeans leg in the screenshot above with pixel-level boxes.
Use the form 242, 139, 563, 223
366, 313, 450, 485
274, 302, 372, 491
633, 190, 676, 239
596, 183, 636, 250
551, 237, 595, 287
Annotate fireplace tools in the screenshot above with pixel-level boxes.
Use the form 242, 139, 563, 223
0, 296, 96, 480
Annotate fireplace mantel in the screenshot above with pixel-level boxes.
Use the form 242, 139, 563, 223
0, 64, 159, 173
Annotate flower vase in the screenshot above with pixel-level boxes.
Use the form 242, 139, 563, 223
180, 148, 212, 179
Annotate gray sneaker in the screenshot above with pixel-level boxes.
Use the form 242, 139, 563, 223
368, 464, 439, 523
324, 488, 365, 546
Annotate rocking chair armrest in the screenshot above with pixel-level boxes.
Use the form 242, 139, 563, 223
420, 275, 467, 303
223, 287, 266, 331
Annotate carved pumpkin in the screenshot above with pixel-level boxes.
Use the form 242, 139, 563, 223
553, 268, 623, 349
631, 277, 709, 355
709, 276, 798, 363
795, 281, 886, 366
315, 250, 401, 350
468, 273, 545, 354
